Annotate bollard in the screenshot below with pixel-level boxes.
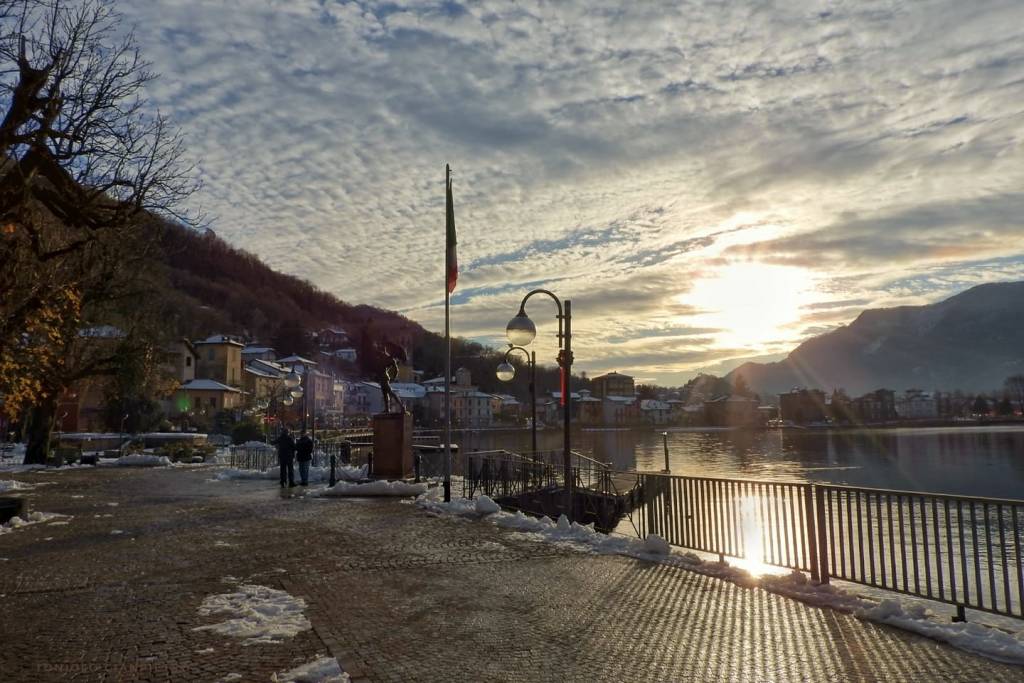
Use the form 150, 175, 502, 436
329, 452, 336, 487
414, 452, 421, 483
367, 450, 373, 476
661, 431, 670, 473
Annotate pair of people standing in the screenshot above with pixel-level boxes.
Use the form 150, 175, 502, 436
273, 428, 314, 487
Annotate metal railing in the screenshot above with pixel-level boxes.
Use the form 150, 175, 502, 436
226, 446, 277, 472
631, 474, 818, 576
819, 485, 1024, 619
463, 450, 560, 500
626, 473, 1024, 619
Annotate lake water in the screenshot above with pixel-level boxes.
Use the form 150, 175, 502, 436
456, 425, 1024, 500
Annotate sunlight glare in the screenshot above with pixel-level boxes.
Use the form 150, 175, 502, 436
683, 262, 817, 350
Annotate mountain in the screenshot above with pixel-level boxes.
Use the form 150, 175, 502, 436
727, 281, 1024, 398
156, 223, 426, 358
153, 224, 572, 396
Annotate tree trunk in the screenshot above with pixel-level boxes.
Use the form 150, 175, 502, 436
24, 397, 57, 465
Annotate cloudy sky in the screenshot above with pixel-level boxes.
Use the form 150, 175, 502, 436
121, 0, 1024, 385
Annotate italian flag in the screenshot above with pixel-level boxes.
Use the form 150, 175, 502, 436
446, 167, 458, 293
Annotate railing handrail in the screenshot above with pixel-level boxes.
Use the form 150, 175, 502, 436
817, 482, 1024, 507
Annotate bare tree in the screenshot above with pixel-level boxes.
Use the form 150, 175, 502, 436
0, 0, 201, 463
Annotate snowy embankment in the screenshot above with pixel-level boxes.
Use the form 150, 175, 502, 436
414, 489, 1024, 665
213, 463, 368, 483
0, 511, 71, 535
111, 453, 173, 467
193, 583, 311, 646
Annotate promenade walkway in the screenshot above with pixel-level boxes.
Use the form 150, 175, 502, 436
1, 466, 1021, 682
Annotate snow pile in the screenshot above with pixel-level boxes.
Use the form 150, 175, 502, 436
475, 494, 500, 514
272, 656, 349, 683
193, 583, 311, 645
213, 463, 367, 483
240, 441, 274, 450
0, 479, 33, 492
415, 491, 1024, 665
312, 480, 427, 497
0, 511, 70, 534
114, 454, 172, 467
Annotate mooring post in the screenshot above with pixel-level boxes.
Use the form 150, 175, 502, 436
661, 431, 670, 473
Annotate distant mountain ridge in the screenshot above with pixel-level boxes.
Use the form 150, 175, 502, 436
726, 281, 1024, 397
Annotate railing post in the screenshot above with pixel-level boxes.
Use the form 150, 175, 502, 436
815, 486, 830, 584
804, 485, 819, 582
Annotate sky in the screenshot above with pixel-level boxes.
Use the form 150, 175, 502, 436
119, 0, 1024, 385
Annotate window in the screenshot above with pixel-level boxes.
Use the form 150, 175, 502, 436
209, 397, 216, 407
208, 349, 215, 361
186, 356, 192, 367
194, 397, 201, 409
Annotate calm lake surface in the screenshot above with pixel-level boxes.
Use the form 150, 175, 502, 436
456, 425, 1024, 500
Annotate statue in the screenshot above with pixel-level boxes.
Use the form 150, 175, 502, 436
369, 339, 407, 414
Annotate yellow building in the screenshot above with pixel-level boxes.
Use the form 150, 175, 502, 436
194, 335, 244, 387
173, 379, 243, 416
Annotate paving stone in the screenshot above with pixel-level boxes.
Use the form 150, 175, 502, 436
0, 466, 1021, 682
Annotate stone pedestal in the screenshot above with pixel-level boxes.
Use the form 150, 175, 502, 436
372, 411, 413, 479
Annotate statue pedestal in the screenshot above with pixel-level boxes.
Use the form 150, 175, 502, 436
372, 412, 413, 479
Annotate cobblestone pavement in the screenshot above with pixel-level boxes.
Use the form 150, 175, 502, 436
1, 466, 1022, 682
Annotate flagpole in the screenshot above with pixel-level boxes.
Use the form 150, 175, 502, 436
443, 164, 452, 503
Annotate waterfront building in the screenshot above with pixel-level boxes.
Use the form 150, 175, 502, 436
779, 388, 828, 424
897, 389, 939, 420
602, 395, 639, 425
640, 399, 673, 425
576, 389, 604, 425
703, 395, 760, 427
591, 371, 635, 399
851, 389, 897, 423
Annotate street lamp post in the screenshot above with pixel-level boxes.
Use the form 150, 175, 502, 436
496, 344, 537, 454
284, 371, 301, 433
506, 289, 573, 519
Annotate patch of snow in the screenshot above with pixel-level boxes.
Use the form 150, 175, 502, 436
272, 655, 349, 683
70, 494, 84, 499
0, 479, 32, 492
110, 530, 125, 535
0, 463, 47, 473
475, 495, 500, 515
212, 463, 367, 483
193, 584, 311, 645
217, 674, 243, 682
311, 480, 427, 497
644, 534, 671, 556
240, 441, 274, 450
113, 454, 172, 467
0, 511, 71, 535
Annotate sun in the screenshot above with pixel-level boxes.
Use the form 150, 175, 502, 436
683, 262, 817, 350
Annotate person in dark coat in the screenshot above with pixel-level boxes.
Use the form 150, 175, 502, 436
273, 428, 296, 488
296, 430, 314, 486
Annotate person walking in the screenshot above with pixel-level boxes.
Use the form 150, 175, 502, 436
296, 430, 314, 486
273, 427, 296, 488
